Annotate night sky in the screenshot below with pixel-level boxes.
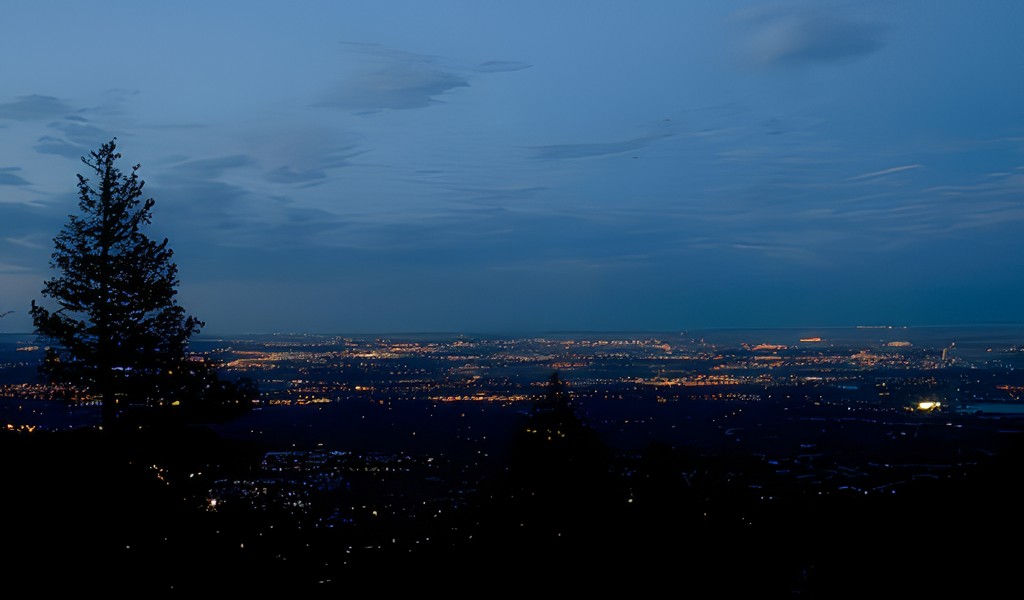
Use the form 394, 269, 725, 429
2, 1, 1023, 333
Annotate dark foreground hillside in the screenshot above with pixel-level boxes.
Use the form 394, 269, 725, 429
2, 422, 1022, 596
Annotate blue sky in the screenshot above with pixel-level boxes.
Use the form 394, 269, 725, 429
2, 1, 1023, 333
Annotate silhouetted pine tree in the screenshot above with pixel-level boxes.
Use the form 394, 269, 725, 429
31, 139, 203, 426
511, 371, 611, 486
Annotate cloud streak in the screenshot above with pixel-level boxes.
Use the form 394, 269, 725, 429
4, 234, 46, 249
318, 43, 528, 113
34, 136, 86, 158
0, 95, 75, 120
0, 167, 30, 186
266, 166, 328, 184
318, 64, 469, 111
50, 120, 111, 147
168, 155, 255, 179
738, 5, 885, 65
531, 134, 671, 160
476, 60, 532, 73
0, 262, 31, 273
848, 164, 922, 181
33, 119, 115, 159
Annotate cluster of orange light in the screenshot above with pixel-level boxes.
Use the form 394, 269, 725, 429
430, 393, 531, 402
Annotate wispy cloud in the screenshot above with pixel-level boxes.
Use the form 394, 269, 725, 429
168, 155, 255, 179
0, 167, 30, 186
848, 164, 922, 181
923, 173, 1024, 197
445, 185, 548, 204
83, 88, 140, 117
491, 253, 657, 272
318, 63, 469, 111
265, 166, 328, 184
33, 119, 115, 159
150, 180, 350, 252
50, 120, 111, 147
531, 133, 671, 160
0, 262, 31, 273
737, 4, 885, 66
5, 234, 46, 249
336, 41, 442, 64
317, 42, 529, 113
34, 136, 86, 158
0, 95, 75, 120
316, 43, 465, 112
475, 60, 532, 73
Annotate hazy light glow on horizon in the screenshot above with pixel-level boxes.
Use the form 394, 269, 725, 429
2, 1, 1023, 333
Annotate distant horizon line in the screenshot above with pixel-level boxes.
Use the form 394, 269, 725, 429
121, 322, 1024, 337
6, 322, 1024, 339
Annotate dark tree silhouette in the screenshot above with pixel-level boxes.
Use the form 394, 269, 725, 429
533, 370, 571, 415
31, 139, 203, 426
511, 371, 610, 485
